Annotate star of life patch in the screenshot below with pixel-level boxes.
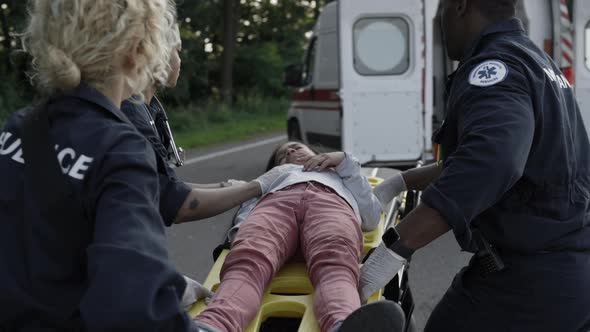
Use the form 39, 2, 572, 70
469, 60, 508, 87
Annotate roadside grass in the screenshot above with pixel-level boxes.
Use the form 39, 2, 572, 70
168, 96, 288, 149
0, 94, 288, 150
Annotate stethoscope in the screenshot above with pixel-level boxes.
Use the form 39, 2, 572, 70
142, 96, 185, 167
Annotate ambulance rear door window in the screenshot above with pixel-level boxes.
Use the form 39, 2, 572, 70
353, 17, 410, 76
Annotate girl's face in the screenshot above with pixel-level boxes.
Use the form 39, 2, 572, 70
166, 43, 182, 88
274, 142, 317, 166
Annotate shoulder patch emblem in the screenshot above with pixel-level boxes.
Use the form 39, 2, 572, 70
468, 60, 508, 87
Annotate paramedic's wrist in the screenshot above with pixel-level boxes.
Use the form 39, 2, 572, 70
373, 172, 407, 206
182, 276, 213, 309
359, 242, 407, 303
220, 179, 246, 188
246, 180, 263, 196
382, 227, 414, 259
389, 239, 414, 260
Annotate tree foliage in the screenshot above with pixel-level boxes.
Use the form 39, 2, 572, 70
168, 0, 320, 105
0, 0, 321, 114
0, 0, 573, 116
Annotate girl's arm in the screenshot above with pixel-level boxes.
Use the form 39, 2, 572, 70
335, 153, 382, 231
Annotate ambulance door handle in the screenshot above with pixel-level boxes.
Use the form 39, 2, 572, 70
310, 85, 316, 101
336, 91, 343, 119
433, 76, 436, 108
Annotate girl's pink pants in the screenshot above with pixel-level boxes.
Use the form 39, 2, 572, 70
195, 182, 364, 332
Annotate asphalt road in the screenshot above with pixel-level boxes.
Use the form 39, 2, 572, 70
166, 134, 471, 332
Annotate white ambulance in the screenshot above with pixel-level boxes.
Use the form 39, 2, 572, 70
283, 0, 588, 167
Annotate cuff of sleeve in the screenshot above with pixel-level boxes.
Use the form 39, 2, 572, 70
160, 180, 191, 227
335, 152, 360, 178
421, 184, 472, 250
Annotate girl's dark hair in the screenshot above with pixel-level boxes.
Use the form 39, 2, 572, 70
266, 144, 283, 171
265, 141, 320, 171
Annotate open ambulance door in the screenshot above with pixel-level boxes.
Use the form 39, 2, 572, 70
290, 2, 342, 149
517, 0, 553, 54
574, 0, 590, 133
339, 0, 424, 165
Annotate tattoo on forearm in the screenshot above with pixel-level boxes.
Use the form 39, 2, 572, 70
189, 199, 200, 210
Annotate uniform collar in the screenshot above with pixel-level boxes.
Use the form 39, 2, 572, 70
460, 18, 525, 61
61, 82, 132, 125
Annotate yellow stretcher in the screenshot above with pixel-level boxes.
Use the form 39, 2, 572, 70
189, 172, 412, 332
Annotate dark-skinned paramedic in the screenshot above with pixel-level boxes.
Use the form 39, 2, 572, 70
359, 0, 590, 331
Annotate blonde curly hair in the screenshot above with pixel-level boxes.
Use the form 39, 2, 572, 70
154, 7, 181, 88
167, 23, 181, 50
22, 0, 176, 99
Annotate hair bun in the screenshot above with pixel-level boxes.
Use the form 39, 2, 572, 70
43, 45, 81, 91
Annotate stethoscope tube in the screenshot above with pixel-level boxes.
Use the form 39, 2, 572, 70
144, 96, 185, 167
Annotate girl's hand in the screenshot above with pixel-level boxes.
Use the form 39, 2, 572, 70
299, 152, 345, 172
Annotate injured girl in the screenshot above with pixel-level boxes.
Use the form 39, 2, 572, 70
193, 142, 404, 332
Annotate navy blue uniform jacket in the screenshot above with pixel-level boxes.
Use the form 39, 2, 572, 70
120, 98, 191, 226
0, 83, 197, 331
422, 19, 590, 254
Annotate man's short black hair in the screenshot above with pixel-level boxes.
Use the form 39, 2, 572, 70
472, 0, 518, 19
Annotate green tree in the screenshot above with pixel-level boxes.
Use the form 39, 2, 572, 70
0, 0, 322, 119
230, 0, 316, 95
167, 0, 318, 105
0, 0, 27, 73
0, 1, 32, 124
221, 0, 240, 105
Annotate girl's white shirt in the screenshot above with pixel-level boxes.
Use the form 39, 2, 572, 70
227, 153, 383, 241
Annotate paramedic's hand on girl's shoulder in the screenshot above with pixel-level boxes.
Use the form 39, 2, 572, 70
300, 152, 345, 172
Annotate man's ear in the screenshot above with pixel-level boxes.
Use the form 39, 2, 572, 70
455, 0, 468, 17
